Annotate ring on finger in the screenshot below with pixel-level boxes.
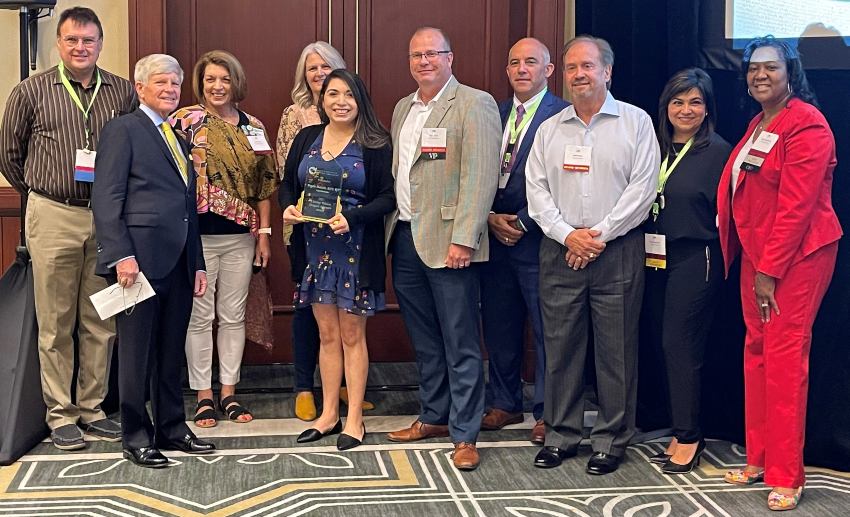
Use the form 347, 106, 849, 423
760, 302, 769, 308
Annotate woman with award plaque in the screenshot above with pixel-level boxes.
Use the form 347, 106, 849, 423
170, 50, 279, 428
276, 43, 375, 421
280, 69, 394, 450
717, 37, 841, 511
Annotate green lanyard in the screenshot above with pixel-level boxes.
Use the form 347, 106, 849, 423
651, 138, 692, 221
506, 94, 543, 146
58, 62, 102, 150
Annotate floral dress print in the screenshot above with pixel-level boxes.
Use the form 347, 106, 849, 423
295, 133, 385, 315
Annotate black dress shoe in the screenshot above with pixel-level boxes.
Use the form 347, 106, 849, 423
649, 452, 671, 465
157, 434, 216, 454
661, 439, 705, 474
533, 446, 576, 468
297, 420, 342, 443
123, 447, 169, 468
586, 452, 622, 475
337, 423, 366, 451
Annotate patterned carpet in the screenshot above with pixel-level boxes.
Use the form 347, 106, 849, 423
1, 364, 848, 516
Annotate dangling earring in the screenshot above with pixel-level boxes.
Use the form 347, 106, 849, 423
747, 88, 753, 97
787, 83, 793, 95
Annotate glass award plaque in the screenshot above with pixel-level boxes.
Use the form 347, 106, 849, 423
297, 159, 344, 223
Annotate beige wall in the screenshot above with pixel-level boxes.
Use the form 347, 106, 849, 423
0, 0, 129, 187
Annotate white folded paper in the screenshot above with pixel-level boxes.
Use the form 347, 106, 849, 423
90, 271, 156, 320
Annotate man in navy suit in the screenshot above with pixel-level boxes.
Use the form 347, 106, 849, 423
92, 54, 215, 468
480, 38, 569, 444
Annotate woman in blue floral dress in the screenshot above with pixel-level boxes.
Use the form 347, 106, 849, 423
280, 69, 394, 450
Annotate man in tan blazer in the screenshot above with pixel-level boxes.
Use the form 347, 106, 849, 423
385, 27, 500, 471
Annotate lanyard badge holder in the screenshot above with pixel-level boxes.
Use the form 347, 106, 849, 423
646, 138, 692, 269
501, 97, 543, 188
651, 138, 692, 222
59, 62, 103, 183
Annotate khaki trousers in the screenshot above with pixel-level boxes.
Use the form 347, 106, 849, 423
25, 192, 115, 429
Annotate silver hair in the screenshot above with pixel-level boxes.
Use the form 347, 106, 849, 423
291, 42, 346, 109
134, 54, 184, 85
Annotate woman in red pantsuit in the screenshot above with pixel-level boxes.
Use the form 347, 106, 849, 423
717, 36, 842, 511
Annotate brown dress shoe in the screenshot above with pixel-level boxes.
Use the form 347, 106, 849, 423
387, 420, 450, 442
481, 408, 524, 430
452, 442, 480, 470
530, 419, 545, 445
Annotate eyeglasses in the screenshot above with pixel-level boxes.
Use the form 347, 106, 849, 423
60, 36, 100, 48
408, 50, 451, 61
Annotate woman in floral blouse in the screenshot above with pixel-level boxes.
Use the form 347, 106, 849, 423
171, 50, 279, 427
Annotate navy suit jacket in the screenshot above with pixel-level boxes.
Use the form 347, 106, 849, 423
494, 90, 569, 232
92, 108, 204, 283
490, 90, 569, 261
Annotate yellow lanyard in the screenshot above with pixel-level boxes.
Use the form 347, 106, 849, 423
652, 138, 693, 221
657, 138, 693, 194
506, 95, 543, 145
58, 62, 102, 150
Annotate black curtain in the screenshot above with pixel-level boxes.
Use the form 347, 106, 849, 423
576, 0, 850, 470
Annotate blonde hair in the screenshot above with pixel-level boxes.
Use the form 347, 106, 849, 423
192, 50, 247, 104
291, 42, 346, 109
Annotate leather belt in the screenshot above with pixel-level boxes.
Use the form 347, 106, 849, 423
33, 191, 91, 208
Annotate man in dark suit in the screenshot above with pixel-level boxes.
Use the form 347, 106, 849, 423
480, 38, 569, 444
92, 54, 215, 468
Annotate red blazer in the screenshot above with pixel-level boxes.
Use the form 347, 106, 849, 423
718, 98, 842, 279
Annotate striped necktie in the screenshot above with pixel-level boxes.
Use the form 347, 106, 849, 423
160, 121, 188, 183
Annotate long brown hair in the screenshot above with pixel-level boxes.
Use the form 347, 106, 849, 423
318, 69, 390, 149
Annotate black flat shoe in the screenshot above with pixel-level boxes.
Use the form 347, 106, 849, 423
297, 420, 342, 443
649, 452, 672, 465
533, 446, 577, 468
123, 447, 169, 468
337, 423, 366, 451
157, 433, 216, 454
586, 452, 622, 475
661, 439, 705, 474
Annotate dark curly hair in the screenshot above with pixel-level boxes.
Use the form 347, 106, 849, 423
741, 36, 817, 107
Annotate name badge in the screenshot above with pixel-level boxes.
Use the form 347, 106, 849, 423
242, 125, 273, 155
741, 131, 778, 173
644, 233, 667, 269
74, 149, 96, 182
563, 145, 592, 173
421, 128, 447, 160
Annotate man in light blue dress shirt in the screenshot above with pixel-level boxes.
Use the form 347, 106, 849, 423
526, 35, 660, 475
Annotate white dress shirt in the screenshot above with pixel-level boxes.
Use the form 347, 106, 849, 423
395, 77, 453, 221
526, 91, 660, 245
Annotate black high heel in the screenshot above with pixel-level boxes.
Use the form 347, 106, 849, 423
337, 423, 366, 451
649, 452, 671, 465
661, 439, 706, 474
297, 420, 342, 443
